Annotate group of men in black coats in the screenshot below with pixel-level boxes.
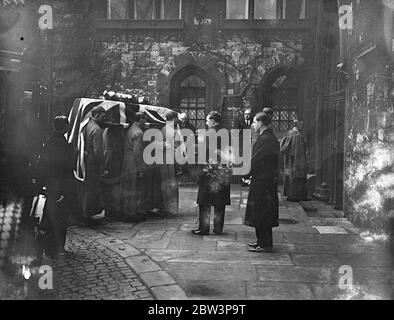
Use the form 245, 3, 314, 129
39, 106, 281, 258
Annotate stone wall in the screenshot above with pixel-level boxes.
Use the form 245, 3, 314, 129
98, 33, 306, 117
343, 0, 394, 232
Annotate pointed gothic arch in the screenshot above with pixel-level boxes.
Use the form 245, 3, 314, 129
169, 64, 218, 129
257, 64, 301, 135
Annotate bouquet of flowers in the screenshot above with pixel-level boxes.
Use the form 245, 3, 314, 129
200, 159, 233, 192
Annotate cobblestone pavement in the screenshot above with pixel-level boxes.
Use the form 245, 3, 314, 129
49, 230, 153, 300
0, 229, 154, 300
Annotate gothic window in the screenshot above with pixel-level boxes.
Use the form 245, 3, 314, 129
106, 0, 182, 20
178, 75, 206, 130
226, 0, 249, 19
254, 0, 306, 20
264, 71, 299, 132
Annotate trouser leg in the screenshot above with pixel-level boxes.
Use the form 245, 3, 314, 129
213, 206, 225, 234
255, 225, 273, 248
198, 205, 210, 233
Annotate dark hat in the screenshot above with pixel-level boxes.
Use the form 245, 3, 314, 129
53, 115, 69, 132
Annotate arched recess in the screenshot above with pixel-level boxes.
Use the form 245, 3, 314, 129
257, 64, 301, 135
169, 64, 218, 129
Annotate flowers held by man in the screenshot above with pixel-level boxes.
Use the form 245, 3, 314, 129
199, 147, 234, 192
201, 160, 233, 187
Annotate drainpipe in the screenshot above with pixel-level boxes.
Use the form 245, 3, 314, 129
313, 0, 323, 194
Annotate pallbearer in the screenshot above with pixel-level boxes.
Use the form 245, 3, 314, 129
119, 112, 146, 222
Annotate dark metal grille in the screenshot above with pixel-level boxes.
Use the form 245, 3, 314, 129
179, 82, 206, 129
179, 96, 206, 129
271, 88, 298, 131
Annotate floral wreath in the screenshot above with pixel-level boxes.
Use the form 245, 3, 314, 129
102, 89, 152, 105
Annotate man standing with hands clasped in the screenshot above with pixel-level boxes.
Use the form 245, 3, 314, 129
244, 112, 280, 253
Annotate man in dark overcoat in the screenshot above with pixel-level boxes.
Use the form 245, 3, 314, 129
244, 112, 280, 253
40, 116, 73, 258
192, 111, 231, 235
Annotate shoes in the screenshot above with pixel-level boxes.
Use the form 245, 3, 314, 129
248, 242, 258, 247
249, 246, 273, 253
191, 229, 209, 236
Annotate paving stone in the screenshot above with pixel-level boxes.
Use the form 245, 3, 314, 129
145, 249, 197, 262
316, 234, 361, 244
246, 281, 314, 300
140, 271, 176, 288
311, 283, 393, 300
337, 253, 393, 267
161, 231, 203, 240
275, 224, 318, 234
132, 223, 182, 231
335, 243, 390, 254
125, 255, 162, 273
256, 265, 336, 283
201, 233, 237, 241
133, 230, 167, 241
283, 232, 317, 244
167, 239, 217, 251
168, 251, 293, 265
177, 279, 247, 300
295, 244, 337, 254
313, 226, 348, 234
161, 262, 258, 281
334, 267, 393, 285
150, 285, 188, 300
127, 239, 170, 249
291, 254, 341, 267
217, 241, 247, 251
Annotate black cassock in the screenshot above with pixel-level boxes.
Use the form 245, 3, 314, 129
244, 128, 279, 229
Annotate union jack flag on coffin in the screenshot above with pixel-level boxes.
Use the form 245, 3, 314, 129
67, 98, 178, 182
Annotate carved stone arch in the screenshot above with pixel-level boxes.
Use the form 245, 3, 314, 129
257, 64, 301, 133
169, 62, 225, 113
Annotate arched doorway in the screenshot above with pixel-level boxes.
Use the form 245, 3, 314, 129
170, 64, 217, 130
258, 66, 300, 138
